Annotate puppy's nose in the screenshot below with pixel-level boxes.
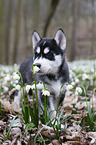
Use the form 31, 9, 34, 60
35, 63, 41, 68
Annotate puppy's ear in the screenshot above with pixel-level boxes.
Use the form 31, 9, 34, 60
32, 30, 41, 49
54, 28, 66, 50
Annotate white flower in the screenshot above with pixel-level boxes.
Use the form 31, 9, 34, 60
75, 87, 82, 95
95, 72, 96, 77
25, 85, 32, 93
0, 72, 5, 77
37, 82, 44, 89
31, 84, 35, 90
15, 85, 21, 90
75, 91, 79, 96
75, 78, 79, 83
13, 72, 20, 80
42, 90, 50, 96
13, 83, 16, 87
4, 74, 10, 81
33, 66, 40, 73
3, 86, 9, 93
14, 80, 19, 84
71, 82, 75, 86
66, 84, 73, 90
82, 74, 89, 80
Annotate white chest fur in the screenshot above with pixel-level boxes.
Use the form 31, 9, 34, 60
46, 79, 62, 98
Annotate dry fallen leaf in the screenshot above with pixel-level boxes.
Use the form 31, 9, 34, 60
11, 128, 21, 136
0, 99, 21, 113
52, 139, 60, 145
75, 101, 87, 110
90, 94, 96, 111
64, 106, 72, 116
41, 130, 56, 139
65, 123, 82, 141
63, 91, 78, 108
63, 141, 82, 145
87, 132, 96, 144
0, 121, 6, 126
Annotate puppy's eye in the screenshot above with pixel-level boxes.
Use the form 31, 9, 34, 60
36, 47, 40, 54
44, 47, 50, 54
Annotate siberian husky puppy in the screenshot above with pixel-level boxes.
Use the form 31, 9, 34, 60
15, 28, 69, 118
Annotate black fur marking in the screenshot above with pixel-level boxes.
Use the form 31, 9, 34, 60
34, 38, 63, 61
46, 74, 57, 81
19, 56, 33, 84
59, 92, 66, 105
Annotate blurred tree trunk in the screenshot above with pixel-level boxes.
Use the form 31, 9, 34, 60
13, 0, 22, 64
32, 0, 40, 54
43, 0, 60, 37
71, 0, 79, 61
91, 0, 95, 58
33, 0, 39, 30
5, 0, 12, 64
0, 0, 5, 64
17, 0, 25, 63
23, 0, 28, 57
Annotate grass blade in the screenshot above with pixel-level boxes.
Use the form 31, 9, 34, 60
5, 116, 17, 140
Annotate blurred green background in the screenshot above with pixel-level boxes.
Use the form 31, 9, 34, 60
0, 0, 96, 65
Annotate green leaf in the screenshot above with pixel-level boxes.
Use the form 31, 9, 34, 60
22, 106, 30, 124
5, 116, 18, 140
33, 122, 50, 144
88, 102, 91, 120
26, 123, 35, 131
30, 106, 39, 127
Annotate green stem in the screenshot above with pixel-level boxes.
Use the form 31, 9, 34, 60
21, 87, 25, 115
23, 87, 26, 106
26, 92, 30, 123
32, 65, 38, 108
44, 95, 47, 124
81, 85, 91, 120
56, 83, 66, 116
81, 85, 88, 109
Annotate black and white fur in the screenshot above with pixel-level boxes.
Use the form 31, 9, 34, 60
15, 28, 69, 117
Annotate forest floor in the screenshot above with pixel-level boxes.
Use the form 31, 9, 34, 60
0, 59, 96, 145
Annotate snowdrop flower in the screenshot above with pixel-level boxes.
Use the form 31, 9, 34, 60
91, 68, 94, 73
13, 72, 20, 80
82, 74, 89, 80
15, 85, 21, 90
0, 72, 5, 77
13, 83, 16, 87
66, 84, 73, 90
4, 74, 10, 81
37, 82, 44, 90
75, 87, 82, 95
25, 85, 32, 93
75, 91, 79, 96
75, 78, 79, 83
14, 80, 19, 84
42, 90, 50, 96
33, 66, 40, 73
71, 82, 75, 86
95, 72, 96, 77
31, 84, 35, 90
3, 86, 9, 93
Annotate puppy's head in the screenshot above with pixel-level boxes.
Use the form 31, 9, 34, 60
32, 29, 66, 75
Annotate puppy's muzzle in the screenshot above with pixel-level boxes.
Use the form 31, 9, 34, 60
34, 63, 41, 69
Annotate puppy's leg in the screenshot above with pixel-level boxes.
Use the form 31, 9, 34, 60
49, 95, 65, 129
49, 96, 57, 119
14, 90, 21, 107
